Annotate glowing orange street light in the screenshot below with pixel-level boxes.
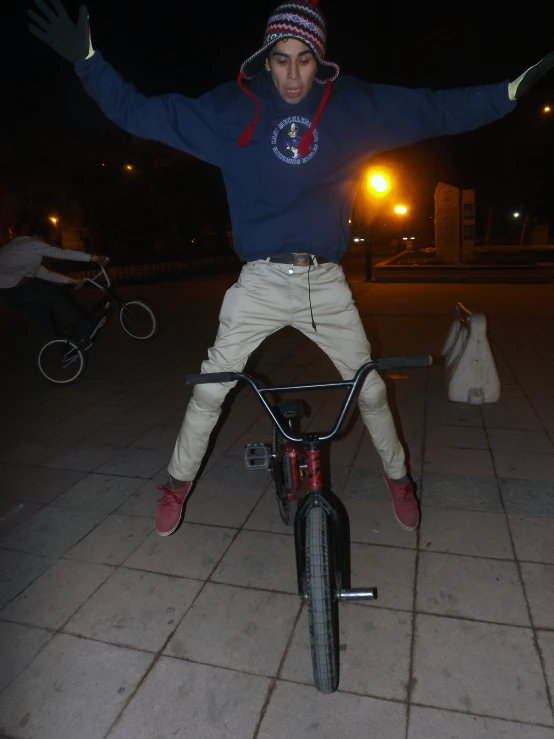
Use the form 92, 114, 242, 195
124, 163, 134, 172
367, 171, 391, 196
49, 216, 59, 226
543, 105, 551, 114
394, 204, 408, 215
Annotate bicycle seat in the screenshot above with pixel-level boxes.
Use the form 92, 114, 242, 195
276, 400, 304, 420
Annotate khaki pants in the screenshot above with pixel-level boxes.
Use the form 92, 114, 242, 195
168, 260, 406, 481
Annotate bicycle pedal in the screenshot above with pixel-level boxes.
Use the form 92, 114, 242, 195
244, 443, 271, 471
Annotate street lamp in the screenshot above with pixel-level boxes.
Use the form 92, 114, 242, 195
124, 163, 134, 172
513, 212, 520, 218
363, 169, 395, 281
49, 216, 61, 245
543, 105, 551, 114
394, 204, 408, 215
364, 171, 390, 281
367, 171, 391, 196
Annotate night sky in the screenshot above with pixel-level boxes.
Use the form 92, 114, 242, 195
3, 0, 554, 220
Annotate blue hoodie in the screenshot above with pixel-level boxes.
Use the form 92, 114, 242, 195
75, 53, 515, 263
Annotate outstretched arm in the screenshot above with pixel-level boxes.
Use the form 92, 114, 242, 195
28, 0, 222, 166
349, 50, 554, 154
74, 53, 222, 165
35, 266, 78, 285
27, 241, 105, 285
355, 80, 515, 153
29, 241, 93, 262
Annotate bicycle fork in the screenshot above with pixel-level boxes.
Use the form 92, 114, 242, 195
294, 443, 377, 603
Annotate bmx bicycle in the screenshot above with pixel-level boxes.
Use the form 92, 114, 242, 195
187, 353, 432, 694
38, 261, 157, 384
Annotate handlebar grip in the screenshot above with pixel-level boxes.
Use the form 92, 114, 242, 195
186, 372, 238, 385
376, 355, 434, 370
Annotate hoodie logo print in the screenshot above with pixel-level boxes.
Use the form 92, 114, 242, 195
271, 116, 319, 164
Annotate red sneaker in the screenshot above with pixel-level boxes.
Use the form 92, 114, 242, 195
384, 475, 420, 531
155, 482, 193, 536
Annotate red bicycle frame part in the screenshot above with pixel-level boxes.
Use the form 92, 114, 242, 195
282, 443, 308, 501
306, 448, 322, 491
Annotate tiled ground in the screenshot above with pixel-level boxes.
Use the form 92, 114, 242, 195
1, 271, 554, 738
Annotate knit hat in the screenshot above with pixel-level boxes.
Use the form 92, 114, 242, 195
237, 0, 339, 157
240, 0, 340, 83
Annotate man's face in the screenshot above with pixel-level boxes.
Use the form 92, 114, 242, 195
265, 38, 317, 104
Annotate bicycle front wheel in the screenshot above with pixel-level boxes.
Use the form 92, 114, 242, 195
38, 339, 86, 385
305, 505, 339, 693
119, 300, 157, 340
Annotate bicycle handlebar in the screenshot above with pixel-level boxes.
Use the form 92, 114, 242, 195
372, 355, 434, 370
186, 355, 433, 443
186, 356, 432, 386
187, 372, 238, 384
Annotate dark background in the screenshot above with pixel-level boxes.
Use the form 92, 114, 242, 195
2, 0, 554, 250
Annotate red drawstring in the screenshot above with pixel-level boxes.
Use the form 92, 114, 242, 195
298, 78, 332, 158
237, 72, 261, 147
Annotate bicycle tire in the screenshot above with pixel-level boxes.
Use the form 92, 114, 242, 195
272, 425, 298, 526
119, 300, 157, 340
38, 339, 86, 385
305, 505, 339, 694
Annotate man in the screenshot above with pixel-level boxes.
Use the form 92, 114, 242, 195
28, 0, 554, 536
0, 221, 108, 341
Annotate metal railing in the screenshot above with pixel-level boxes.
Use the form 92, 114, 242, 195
61, 253, 242, 285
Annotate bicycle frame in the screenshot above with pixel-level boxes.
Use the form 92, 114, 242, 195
83, 264, 122, 306
56, 265, 121, 351
80, 264, 133, 326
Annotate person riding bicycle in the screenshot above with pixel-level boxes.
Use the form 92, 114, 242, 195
28, 0, 554, 536
0, 221, 109, 342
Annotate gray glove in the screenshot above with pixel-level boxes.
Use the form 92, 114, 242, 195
509, 51, 554, 100
28, 0, 91, 63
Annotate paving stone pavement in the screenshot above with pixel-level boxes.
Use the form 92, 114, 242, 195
1, 263, 554, 738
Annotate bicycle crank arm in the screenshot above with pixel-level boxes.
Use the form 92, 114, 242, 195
337, 588, 377, 602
